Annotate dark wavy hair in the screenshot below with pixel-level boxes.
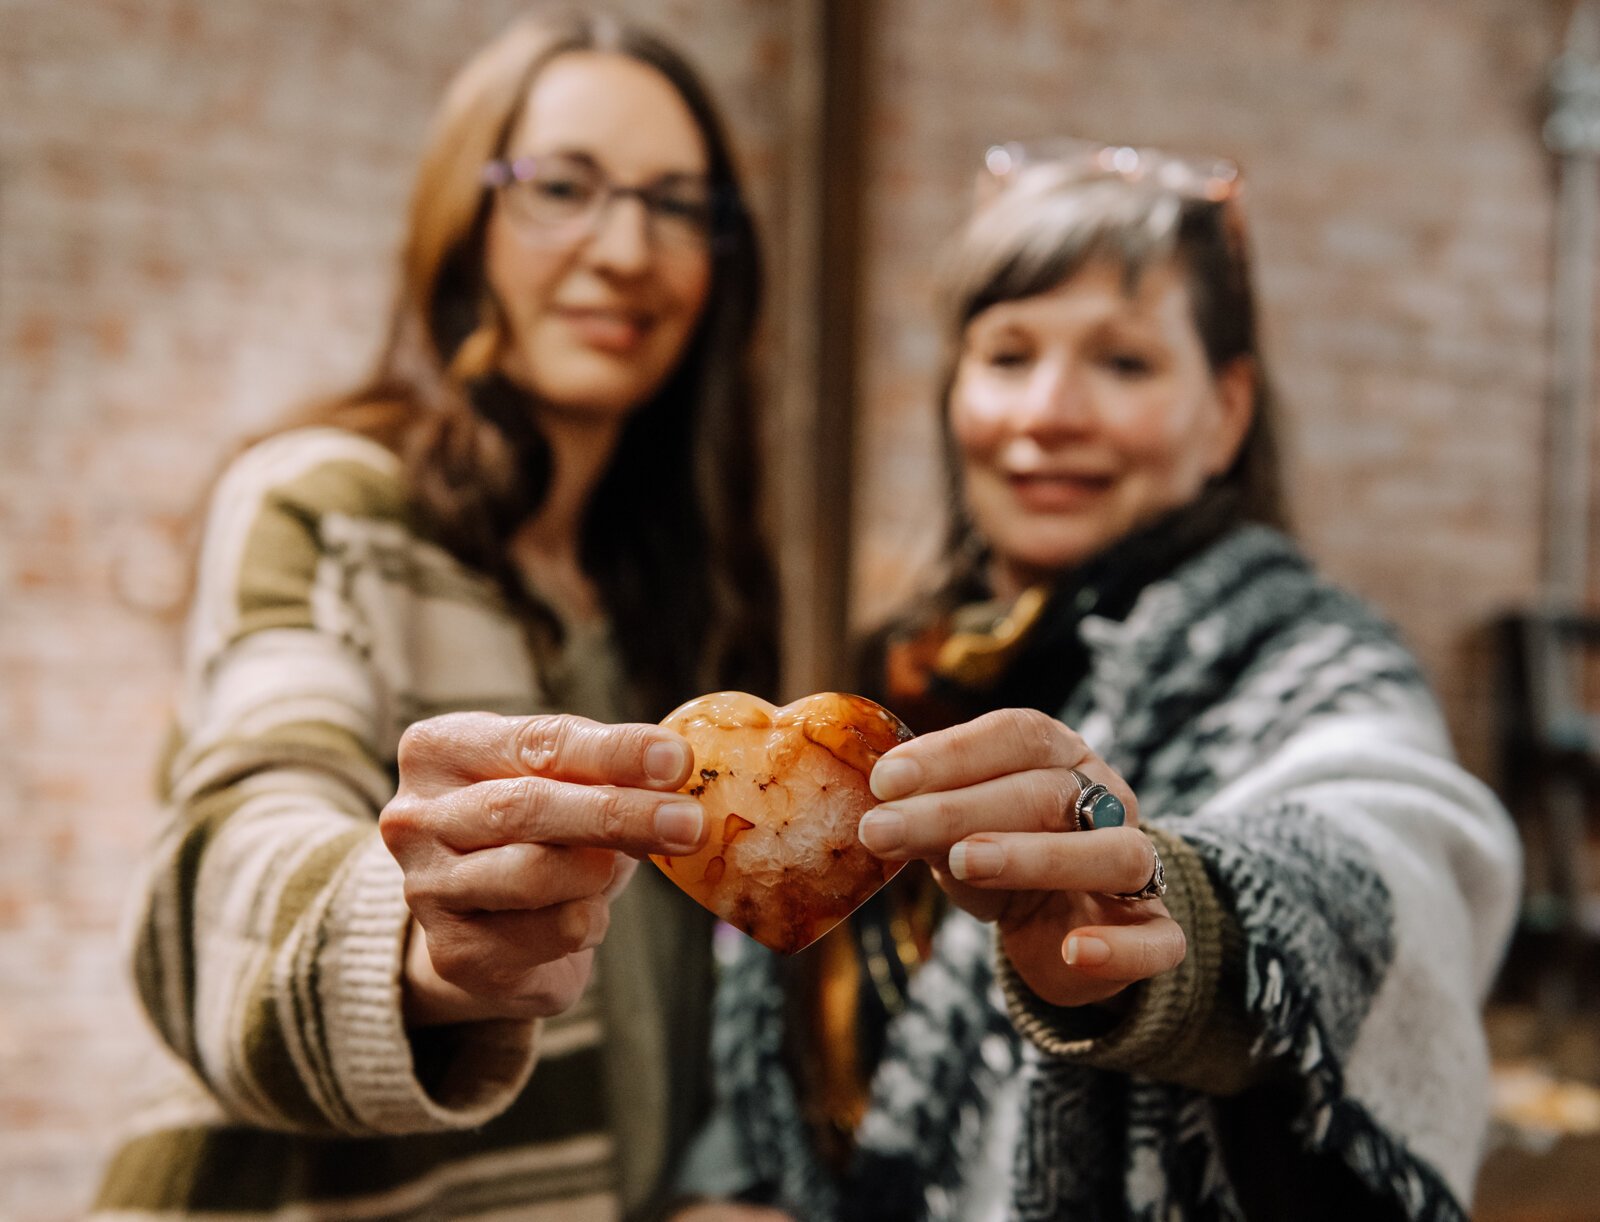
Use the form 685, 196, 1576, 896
285, 9, 778, 716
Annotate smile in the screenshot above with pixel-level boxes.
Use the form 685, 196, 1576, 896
1004, 472, 1114, 511
557, 307, 654, 354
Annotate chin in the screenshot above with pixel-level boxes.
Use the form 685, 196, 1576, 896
997, 535, 1110, 581
519, 344, 671, 417
528, 375, 655, 419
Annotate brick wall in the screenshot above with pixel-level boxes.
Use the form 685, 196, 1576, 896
0, 0, 1581, 1217
0, 2, 791, 1216
852, 0, 1565, 781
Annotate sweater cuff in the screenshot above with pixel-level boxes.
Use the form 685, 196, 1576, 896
998, 826, 1258, 1095
316, 835, 540, 1133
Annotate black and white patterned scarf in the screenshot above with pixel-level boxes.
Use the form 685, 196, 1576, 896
710, 908, 1021, 1222
709, 520, 1502, 1222
1009, 525, 1490, 1221
697, 503, 1233, 1222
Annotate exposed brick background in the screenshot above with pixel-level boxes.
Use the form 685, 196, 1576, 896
0, 0, 1584, 1218
853, 0, 1565, 782
0, 2, 791, 1216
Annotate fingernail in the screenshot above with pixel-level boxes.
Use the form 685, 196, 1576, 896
654, 801, 704, 849
561, 900, 609, 951
870, 757, 921, 801
947, 840, 1004, 881
645, 739, 690, 783
1065, 935, 1111, 967
858, 808, 907, 853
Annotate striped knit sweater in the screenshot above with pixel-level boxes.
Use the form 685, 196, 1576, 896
93, 428, 714, 1221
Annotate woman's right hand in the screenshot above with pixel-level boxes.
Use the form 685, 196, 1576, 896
378, 711, 707, 1026
862, 708, 1185, 1010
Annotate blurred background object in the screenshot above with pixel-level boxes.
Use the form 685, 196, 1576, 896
2, 0, 1597, 1218
1496, 0, 1600, 1032
1485, 6, 1600, 1218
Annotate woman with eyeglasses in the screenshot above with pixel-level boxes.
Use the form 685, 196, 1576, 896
92, 12, 781, 1221
681, 145, 1518, 1221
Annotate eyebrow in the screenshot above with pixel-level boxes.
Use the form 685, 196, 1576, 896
969, 318, 1032, 342
1087, 311, 1165, 336
967, 303, 1170, 349
508, 146, 711, 184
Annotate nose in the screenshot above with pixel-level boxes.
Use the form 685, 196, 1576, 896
1020, 358, 1094, 437
583, 193, 652, 277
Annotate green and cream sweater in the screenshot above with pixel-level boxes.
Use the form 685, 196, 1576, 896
93, 427, 714, 1221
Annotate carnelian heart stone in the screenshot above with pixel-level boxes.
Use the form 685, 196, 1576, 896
650, 691, 914, 955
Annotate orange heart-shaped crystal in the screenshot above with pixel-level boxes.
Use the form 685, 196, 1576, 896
650, 691, 914, 955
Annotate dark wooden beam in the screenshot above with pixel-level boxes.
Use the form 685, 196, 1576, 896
776, 0, 873, 696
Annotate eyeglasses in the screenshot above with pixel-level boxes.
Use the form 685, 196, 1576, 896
981, 137, 1242, 203
481, 153, 732, 250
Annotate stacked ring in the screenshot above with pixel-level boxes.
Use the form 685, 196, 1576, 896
1068, 768, 1127, 831
1113, 847, 1167, 902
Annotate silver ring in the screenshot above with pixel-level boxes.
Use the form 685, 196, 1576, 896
1069, 767, 1111, 832
1113, 844, 1167, 902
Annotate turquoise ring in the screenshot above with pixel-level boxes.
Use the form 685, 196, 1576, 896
1069, 768, 1127, 831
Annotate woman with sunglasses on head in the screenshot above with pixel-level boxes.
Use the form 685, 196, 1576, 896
92, 12, 781, 1221
682, 144, 1518, 1222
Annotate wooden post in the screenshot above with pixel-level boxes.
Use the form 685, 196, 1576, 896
776, 0, 871, 697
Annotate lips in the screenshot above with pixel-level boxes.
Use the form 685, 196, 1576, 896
558, 306, 653, 354
1005, 471, 1115, 511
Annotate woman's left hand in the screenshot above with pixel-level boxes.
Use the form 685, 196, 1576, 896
859, 707, 1185, 1009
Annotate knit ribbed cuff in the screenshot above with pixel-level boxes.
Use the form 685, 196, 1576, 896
317, 835, 540, 1133
997, 826, 1258, 1095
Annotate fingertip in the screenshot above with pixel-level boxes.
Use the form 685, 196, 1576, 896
557, 897, 610, 953
1063, 933, 1111, 968
643, 735, 693, 786
857, 807, 906, 854
653, 800, 705, 852
870, 754, 920, 801
947, 839, 1004, 881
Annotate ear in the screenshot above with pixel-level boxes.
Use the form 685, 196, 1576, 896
1206, 355, 1256, 477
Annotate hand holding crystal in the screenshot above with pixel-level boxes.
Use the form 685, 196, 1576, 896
858, 707, 1185, 1008
378, 711, 707, 1025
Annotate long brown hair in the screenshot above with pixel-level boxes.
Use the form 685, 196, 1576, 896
289, 10, 777, 716
927, 163, 1289, 605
